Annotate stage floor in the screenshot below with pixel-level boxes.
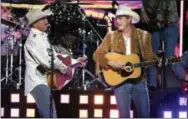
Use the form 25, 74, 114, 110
1, 88, 187, 118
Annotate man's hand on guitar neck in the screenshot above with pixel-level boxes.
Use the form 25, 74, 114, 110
77, 57, 87, 67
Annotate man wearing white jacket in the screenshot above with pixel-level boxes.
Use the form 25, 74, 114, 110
24, 9, 85, 117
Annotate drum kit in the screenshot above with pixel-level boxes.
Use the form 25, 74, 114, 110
1, 1, 109, 90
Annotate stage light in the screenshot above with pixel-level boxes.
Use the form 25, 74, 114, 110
130, 110, 134, 118
163, 111, 172, 118
110, 95, 116, 105
94, 95, 103, 105
110, 109, 119, 118
109, 109, 133, 118
79, 95, 88, 104
79, 109, 88, 118
11, 94, 20, 103
26, 94, 35, 103
10, 108, 19, 117
179, 97, 187, 106
179, 111, 187, 118
26, 108, 35, 117
94, 109, 103, 118
1, 107, 4, 117
60, 94, 70, 104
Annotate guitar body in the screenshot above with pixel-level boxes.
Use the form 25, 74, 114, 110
47, 55, 72, 90
103, 52, 141, 86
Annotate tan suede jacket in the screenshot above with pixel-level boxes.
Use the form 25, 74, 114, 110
93, 26, 156, 81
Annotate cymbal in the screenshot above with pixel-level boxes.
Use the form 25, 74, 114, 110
1, 19, 20, 28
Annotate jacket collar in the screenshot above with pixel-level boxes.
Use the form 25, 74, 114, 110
30, 28, 47, 37
113, 26, 138, 53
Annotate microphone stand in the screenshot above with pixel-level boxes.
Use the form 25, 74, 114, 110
46, 24, 54, 118
17, 32, 22, 89
77, 6, 103, 41
17, 17, 26, 89
84, 69, 108, 88
156, 0, 168, 90
4, 28, 17, 86
77, 6, 108, 89
5, 29, 11, 85
3, 17, 26, 88
158, 29, 166, 90
9, 34, 14, 84
48, 34, 54, 118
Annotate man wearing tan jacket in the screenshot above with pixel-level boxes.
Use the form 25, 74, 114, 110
93, 5, 156, 118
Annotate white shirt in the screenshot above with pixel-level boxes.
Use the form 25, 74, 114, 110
24, 28, 67, 95
123, 35, 131, 55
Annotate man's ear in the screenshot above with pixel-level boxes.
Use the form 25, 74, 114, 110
129, 17, 132, 23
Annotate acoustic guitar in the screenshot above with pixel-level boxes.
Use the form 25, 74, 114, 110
103, 52, 180, 86
47, 55, 87, 90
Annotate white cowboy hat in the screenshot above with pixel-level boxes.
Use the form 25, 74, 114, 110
26, 8, 53, 26
116, 5, 140, 24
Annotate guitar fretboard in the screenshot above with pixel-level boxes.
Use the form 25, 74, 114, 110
134, 60, 158, 68
133, 57, 180, 68
69, 59, 87, 68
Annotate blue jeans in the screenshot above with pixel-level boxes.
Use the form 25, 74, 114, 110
113, 81, 150, 118
148, 23, 179, 87
152, 23, 179, 58
30, 85, 57, 118
147, 66, 158, 88
172, 50, 188, 79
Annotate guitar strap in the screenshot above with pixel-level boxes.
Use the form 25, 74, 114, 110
136, 29, 149, 79
25, 47, 39, 64
110, 31, 115, 52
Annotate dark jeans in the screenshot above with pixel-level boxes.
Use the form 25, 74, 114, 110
113, 81, 150, 118
30, 84, 57, 118
152, 23, 179, 58
148, 23, 179, 88
172, 50, 188, 79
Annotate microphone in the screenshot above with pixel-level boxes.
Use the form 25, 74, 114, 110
47, 24, 51, 28
46, 24, 51, 34
96, 24, 111, 27
19, 17, 27, 28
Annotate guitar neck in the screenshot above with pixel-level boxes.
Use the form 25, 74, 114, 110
70, 62, 81, 68
134, 60, 158, 68
133, 57, 180, 68
69, 59, 87, 69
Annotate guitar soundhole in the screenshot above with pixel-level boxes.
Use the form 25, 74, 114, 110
120, 62, 134, 77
